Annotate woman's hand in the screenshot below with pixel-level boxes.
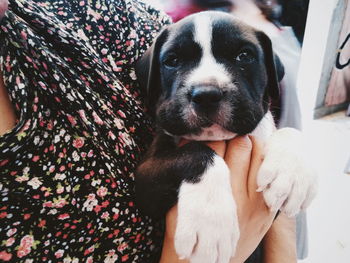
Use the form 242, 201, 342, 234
226, 136, 277, 262
160, 136, 279, 263
227, 136, 297, 263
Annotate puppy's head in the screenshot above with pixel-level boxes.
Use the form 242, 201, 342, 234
136, 11, 284, 140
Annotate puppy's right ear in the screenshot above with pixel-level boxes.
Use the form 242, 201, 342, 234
135, 28, 169, 117
256, 31, 284, 101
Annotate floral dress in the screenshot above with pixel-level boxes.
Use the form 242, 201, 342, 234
0, 0, 170, 262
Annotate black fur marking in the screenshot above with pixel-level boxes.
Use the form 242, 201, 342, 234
135, 133, 215, 218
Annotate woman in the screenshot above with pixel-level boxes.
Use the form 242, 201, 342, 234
0, 0, 295, 262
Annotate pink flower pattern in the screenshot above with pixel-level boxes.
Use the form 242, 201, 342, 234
0, 0, 170, 261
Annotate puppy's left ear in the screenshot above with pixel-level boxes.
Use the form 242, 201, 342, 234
135, 28, 169, 117
256, 31, 284, 100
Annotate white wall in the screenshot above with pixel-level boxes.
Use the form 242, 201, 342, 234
297, 0, 348, 127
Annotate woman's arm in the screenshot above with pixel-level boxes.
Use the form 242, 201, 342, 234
0, 72, 16, 136
263, 214, 297, 263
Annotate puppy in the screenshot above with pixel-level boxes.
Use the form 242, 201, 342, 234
135, 11, 316, 263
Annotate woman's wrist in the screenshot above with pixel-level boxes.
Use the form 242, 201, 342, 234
263, 214, 297, 263
160, 205, 189, 263
160, 232, 188, 263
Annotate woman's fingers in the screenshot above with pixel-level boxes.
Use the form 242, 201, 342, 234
205, 140, 226, 158
224, 136, 253, 198
247, 136, 265, 198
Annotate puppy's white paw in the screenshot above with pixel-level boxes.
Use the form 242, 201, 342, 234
257, 128, 317, 217
175, 155, 239, 263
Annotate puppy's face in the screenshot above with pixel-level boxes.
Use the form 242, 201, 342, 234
137, 11, 283, 140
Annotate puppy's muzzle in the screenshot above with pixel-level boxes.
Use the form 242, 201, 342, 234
190, 85, 224, 111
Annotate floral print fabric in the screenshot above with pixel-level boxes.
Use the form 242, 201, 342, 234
0, 0, 170, 262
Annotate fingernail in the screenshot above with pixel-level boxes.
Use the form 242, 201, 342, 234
233, 135, 252, 149
240, 135, 250, 141
270, 207, 278, 213
256, 186, 264, 192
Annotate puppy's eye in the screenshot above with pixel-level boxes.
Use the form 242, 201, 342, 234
235, 50, 255, 63
163, 55, 179, 68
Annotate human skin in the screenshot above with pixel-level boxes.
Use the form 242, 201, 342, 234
0, 72, 16, 136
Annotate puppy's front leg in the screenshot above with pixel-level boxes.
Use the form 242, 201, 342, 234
176, 155, 239, 263
135, 133, 239, 263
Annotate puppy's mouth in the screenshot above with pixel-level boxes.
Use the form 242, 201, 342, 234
157, 85, 262, 139
181, 124, 238, 141
160, 102, 237, 141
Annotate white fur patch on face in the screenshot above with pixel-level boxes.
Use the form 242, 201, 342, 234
185, 15, 232, 87
182, 124, 237, 141
175, 155, 239, 262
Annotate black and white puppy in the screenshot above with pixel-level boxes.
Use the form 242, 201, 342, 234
135, 11, 316, 263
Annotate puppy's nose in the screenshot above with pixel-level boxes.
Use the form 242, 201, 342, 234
190, 86, 223, 108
